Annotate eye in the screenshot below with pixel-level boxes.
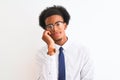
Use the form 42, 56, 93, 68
46, 24, 53, 29
56, 22, 62, 26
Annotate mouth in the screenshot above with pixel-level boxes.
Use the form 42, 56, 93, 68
52, 32, 61, 37
54, 32, 60, 37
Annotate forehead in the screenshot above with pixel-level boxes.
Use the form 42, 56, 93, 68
45, 15, 63, 24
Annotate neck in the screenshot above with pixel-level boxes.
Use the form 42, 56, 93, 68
55, 36, 68, 46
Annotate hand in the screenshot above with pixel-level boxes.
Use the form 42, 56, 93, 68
42, 30, 55, 47
42, 31, 55, 55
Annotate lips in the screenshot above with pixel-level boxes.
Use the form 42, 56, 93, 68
53, 32, 61, 37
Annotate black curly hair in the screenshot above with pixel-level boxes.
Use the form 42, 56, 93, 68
39, 5, 70, 29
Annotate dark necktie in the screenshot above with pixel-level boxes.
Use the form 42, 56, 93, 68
58, 47, 66, 80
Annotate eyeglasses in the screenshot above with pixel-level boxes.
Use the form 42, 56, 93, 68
45, 21, 64, 30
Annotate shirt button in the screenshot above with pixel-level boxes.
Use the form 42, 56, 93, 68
49, 72, 51, 75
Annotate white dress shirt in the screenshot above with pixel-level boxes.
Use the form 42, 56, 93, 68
36, 38, 94, 80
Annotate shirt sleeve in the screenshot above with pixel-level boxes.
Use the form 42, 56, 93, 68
36, 49, 57, 80
80, 47, 94, 80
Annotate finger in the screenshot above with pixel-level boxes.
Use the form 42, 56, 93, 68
45, 30, 51, 35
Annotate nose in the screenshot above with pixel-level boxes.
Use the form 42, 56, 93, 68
52, 25, 58, 31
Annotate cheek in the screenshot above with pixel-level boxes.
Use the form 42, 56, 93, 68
60, 28, 64, 33
60, 30, 66, 36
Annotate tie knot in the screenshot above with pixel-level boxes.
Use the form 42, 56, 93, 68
59, 47, 63, 51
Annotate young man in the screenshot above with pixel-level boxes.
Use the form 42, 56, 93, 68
37, 5, 94, 80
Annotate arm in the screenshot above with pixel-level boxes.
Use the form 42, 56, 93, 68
36, 50, 57, 80
36, 30, 57, 80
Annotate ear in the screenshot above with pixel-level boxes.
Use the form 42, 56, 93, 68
64, 23, 67, 30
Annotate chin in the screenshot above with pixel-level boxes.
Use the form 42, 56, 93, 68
54, 37, 62, 42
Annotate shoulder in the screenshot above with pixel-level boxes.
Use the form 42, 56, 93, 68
68, 39, 90, 56
68, 39, 88, 50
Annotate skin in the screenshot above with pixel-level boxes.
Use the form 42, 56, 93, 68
42, 15, 68, 55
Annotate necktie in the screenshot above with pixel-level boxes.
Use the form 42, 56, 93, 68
58, 47, 66, 80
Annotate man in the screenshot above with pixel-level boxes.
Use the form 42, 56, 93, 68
36, 5, 94, 80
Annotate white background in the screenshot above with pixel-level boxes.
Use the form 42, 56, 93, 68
0, 0, 120, 80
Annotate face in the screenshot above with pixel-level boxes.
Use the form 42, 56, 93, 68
45, 15, 67, 41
